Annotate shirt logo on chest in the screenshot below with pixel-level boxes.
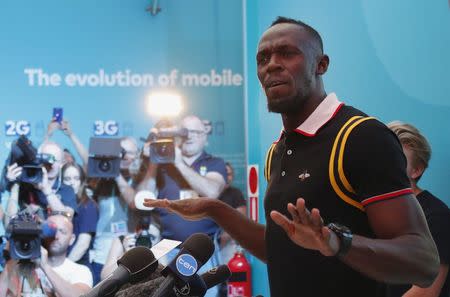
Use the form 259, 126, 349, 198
199, 166, 207, 176
298, 169, 310, 181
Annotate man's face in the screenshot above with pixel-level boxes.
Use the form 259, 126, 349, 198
257, 23, 317, 114
45, 215, 74, 256
40, 143, 63, 179
120, 138, 139, 170
181, 117, 207, 157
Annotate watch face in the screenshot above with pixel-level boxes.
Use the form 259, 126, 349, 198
328, 223, 351, 235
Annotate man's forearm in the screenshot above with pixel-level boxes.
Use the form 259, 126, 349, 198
45, 192, 67, 212
208, 200, 266, 261
41, 263, 90, 297
175, 163, 224, 198
68, 134, 88, 167
115, 175, 136, 209
341, 234, 439, 287
68, 233, 92, 262
402, 264, 448, 297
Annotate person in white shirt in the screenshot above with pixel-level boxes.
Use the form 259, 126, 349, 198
0, 214, 92, 297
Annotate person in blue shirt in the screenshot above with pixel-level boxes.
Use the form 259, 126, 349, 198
62, 162, 99, 268
156, 115, 227, 297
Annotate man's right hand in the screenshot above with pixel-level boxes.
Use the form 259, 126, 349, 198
6, 163, 22, 182
60, 120, 73, 137
144, 197, 215, 220
122, 234, 137, 252
47, 120, 60, 137
35, 167, 53, 196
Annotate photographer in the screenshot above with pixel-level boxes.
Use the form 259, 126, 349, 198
0, 214, 93, 297
2, 140, 76, 221
90, 136, 152, 285
155, 115, 227, 297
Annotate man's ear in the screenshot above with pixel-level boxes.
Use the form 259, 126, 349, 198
411, 165, 425, 181
69, 234, 76, 246
317, 54, 329, 75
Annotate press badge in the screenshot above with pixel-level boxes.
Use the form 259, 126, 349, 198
111, 220, 127, 235
179, 189, 199, 200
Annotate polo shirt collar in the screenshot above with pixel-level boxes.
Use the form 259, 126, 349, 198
285, 92, 344, 137
191, 151, 210, 166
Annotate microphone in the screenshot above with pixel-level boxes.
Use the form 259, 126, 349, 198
201, 265, 232, 289
82, 246, 158, 297
151, 233, 215, 297
170, 265, 232, 297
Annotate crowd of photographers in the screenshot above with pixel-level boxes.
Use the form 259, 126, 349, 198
0, 115, 245, 297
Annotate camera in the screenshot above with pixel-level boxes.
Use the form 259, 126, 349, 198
147, 127, 188, 164
87, 137, 122, 178
134, 216, 153, 248
7, 136, 55, 184
6, 210, 57, 260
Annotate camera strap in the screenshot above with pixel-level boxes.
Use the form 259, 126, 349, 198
20, 270, 46, 297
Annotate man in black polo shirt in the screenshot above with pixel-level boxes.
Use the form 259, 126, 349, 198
144, 17, 439, 297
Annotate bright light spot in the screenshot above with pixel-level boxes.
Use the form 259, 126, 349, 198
146, 91, 183, 118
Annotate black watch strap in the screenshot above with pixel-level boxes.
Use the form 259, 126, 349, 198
327, 223, 353, 258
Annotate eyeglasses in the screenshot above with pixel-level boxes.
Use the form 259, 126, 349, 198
187, 129, 205, 137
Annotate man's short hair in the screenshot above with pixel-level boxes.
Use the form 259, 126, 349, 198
270, 16, 324, 53
38, 140, 63, 161
388, 121, 431, 181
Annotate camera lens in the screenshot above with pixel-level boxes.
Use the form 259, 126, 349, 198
14, 238, 37, 259
98, 160, 111, 172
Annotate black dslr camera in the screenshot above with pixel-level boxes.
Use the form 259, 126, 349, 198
135, 217, 153, 248
6, 210, 57, 260
147, 127, 188, 164
8, 136, 55, 184
87, 137, 122, 178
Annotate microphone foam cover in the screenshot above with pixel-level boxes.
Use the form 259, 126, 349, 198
180, 233, 215, 264
117, 246, 157, 280
201, 265, 232, 288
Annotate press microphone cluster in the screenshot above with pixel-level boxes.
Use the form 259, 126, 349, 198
82, 233, 232, 297
151, 233, 215, 297
81, 246, 158, 297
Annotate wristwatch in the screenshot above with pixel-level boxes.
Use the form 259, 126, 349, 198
327, 223, 353, 258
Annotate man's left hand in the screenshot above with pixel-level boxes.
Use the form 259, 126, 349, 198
35, 246, 49, 269
36, 167, 53, 196
270, 198, 340, 257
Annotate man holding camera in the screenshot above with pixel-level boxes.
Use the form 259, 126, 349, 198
156, 115, 227, 297
0, 214, 93, 297
4, 141, 76, 220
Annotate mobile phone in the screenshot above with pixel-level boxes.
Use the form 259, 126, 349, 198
53, 107, 63, 123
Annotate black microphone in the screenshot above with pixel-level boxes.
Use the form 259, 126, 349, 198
170, 274, 207, 297
201, 265, 231, 289
82, 246, 158, 297
170, 264, 232, 297
151, 233, 215, 297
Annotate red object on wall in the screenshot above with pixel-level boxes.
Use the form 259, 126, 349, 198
227, 250, 252, 297
248, 167, 258, 194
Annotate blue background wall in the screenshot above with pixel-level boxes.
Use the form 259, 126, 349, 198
245, 0, 450, 295
0, 0, 246, 190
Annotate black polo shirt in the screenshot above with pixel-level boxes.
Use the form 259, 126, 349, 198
264, 93, 412, 297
